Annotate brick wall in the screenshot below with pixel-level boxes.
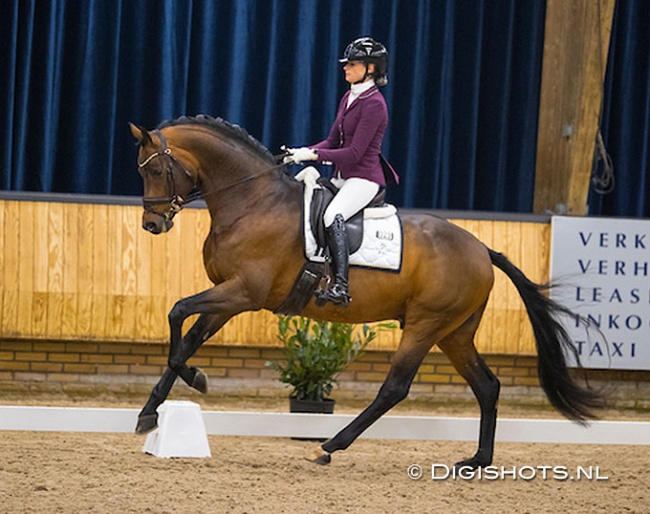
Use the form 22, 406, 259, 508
1, 339, 649, 408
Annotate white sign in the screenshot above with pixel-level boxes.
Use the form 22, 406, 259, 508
550, 216, 650, 370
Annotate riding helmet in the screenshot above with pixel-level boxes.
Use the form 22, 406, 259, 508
339, 37, 388, 86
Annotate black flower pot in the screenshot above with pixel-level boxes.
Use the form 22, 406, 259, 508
289, 397, 335, 441
289, 397, 336, 414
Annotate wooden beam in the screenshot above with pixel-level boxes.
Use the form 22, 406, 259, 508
533, 0, 615, 215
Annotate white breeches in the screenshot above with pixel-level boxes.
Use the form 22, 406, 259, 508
323, 177, 380, 227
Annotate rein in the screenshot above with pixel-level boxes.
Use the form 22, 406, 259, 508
139, 131, 288, 221
203, 159, 288, 197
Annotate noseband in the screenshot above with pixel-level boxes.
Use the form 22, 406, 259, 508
138, 130, 197, 225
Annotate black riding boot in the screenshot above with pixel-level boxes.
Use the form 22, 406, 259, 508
317, 214, 351, 306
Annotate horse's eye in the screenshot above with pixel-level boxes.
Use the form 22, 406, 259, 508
149, 166, 164, 177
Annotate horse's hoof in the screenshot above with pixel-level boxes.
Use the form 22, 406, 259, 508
305, 447, 332, 465
135, 413, 158, 435
191, 368, 208, 394
454, 455, 491, 471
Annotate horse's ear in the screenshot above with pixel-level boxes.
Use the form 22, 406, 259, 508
129, 122, 152, 146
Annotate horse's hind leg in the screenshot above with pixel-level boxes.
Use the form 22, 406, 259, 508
135, 313, 223, 434
314, 324, 433, 464
438, 310, 500, 469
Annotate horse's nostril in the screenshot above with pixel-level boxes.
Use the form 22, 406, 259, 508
143, 221, 159, 233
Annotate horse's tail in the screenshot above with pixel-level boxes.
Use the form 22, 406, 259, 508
488, 248, 602, 423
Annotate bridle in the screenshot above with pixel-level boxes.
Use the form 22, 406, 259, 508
138, 130, 199, 225
138, 129, 291, 225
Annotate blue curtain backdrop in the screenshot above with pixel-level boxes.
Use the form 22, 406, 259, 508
588, 0, 650, 218
3, 0, 548, 211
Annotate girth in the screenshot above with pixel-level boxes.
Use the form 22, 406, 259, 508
309, 177, 386, 255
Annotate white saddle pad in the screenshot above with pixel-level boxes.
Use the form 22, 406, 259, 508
295, 167, 403, 272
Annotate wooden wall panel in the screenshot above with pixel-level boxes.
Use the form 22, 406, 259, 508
0, 200, 4, 333
0, 199, 550, 355
90, 204, 109, 340
32, 202, 50, 337
119, 207, 139, 339
17, 201, 35, 336
46, 203, 64, 338
135, 209, 154, 341
2, 201, 19, 336
107, 205, 124, 338
61, 202, 79, 338
488, 222, 515, 354
76, 203, 94, 337
517, 222, 551, 354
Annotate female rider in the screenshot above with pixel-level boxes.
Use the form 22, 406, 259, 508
285, 37, 398, 307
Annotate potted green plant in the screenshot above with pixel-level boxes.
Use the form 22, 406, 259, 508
267, 316, 377, 414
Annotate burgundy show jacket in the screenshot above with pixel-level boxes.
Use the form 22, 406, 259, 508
311, 86, 398, 186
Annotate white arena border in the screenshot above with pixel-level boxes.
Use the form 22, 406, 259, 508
0, 405, 648, 445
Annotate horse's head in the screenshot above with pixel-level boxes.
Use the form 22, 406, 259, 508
129, 123, 197, 234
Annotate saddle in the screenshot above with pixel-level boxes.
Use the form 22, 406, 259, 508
309, 177, 386, 256
275, 168, 401, 316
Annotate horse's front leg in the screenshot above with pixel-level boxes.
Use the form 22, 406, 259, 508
135, 313, 225, 434
135, 278, 254, 434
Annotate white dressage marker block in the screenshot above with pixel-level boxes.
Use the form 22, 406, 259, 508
142, 401, 211, 458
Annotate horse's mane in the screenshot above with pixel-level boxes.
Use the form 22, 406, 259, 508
158, 114, 276, 164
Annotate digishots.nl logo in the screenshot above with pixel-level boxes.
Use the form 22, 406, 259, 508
407, 464, 609, 481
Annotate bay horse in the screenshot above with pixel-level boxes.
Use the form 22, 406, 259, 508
129, 115, 600, 468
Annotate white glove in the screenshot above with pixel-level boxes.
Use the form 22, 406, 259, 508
283, 146, 318, 164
